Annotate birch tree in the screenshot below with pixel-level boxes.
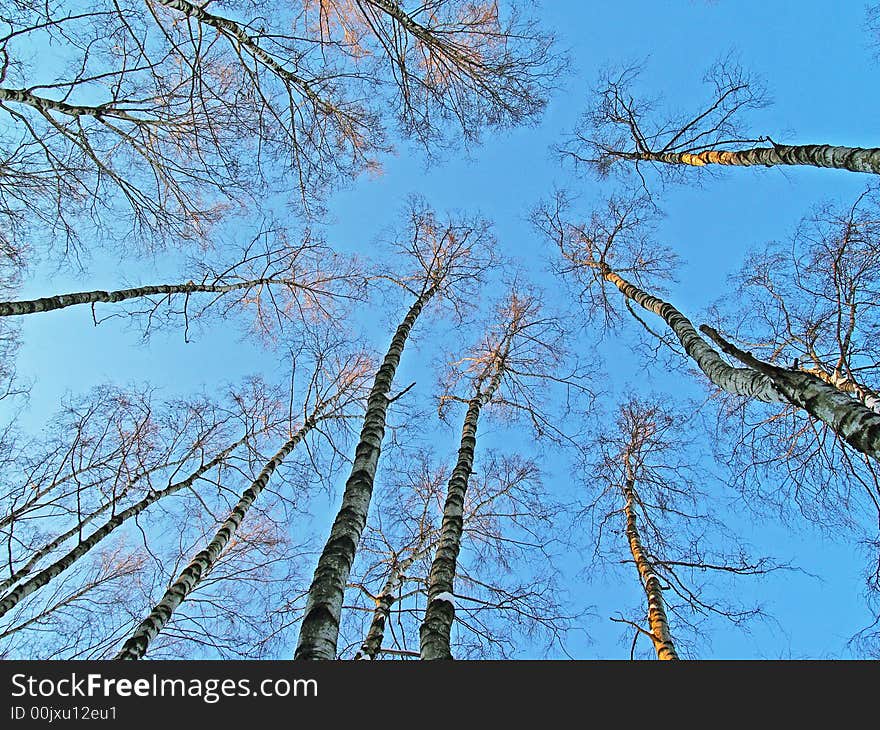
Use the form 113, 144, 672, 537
294, 199, 497, 660
537, 192, 880, 461
0, 378, 287, 625
0, 541, 148, 659
0, 0, 556, 261
725, 188, 880, 409
420, 288, 588, 659
562, 58, 880, 184
709, 189, 880, 527
342, 451, 573, 659
134, 514, 310, 660
585, 397, 777, 659
114, 348, 371, 659
0, 226, 364, 341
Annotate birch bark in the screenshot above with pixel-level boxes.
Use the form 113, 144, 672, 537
155, 0, 332, 111
354, 542, 433, 660
622, 455, 678, 660
419, 362, 506, 660
0, 279, 294, 317
626, 145, 880, 175
115, 409, 324, 659
599, 262, 880, 459
295, 285, 438, 660
800, 366, 880, 415
0, 435, 250, 618
597, 265, 787, 403
701, 326, 880, 460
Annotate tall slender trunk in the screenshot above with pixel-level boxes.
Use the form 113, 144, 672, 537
599, 265, 787, 403
0, 459, 169, 532
628, 144, 880, 175
1, 498, 117, 594
0, 435, 250, 618
602, 262, 880, 458
295, 285, 438, 660
156, 0, 331, 112
621, 456, 678, 661
0, 278, 288, 317
354, 542, 432, 660
1, 459, 189, 589
115, 409, 325, 660
419, 366, 505, 660
701, 326, 880, 459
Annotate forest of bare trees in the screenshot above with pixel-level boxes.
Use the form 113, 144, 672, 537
2, 0, 880, 662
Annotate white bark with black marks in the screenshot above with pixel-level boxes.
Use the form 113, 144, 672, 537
0, 436, 250, 619
621, 467, 678, 661
702, 326, 880, 460
115, 410, 324, 660
0, 279, 285, 317
419, 365, 505, 660
295, 285, 438, 660
601, 266, 788, 403
630, 144, 880, 175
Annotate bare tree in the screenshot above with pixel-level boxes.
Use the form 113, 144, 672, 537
420, 287, 588, 659
0, 0, 557, 263
114, 347, 371, 659
136, 512, 311, 660
562, 58, 880, 185
307, 0, 559, 148
294, 198, 497, 660
0, 225, 365, 349
724, 189, 880, 412
585, 397, 779, 659
342, 450, 575, 659
0, 378, 287, 624
0, 540, 147, 659
537, 191, 880, 461
700, 191, 880, 571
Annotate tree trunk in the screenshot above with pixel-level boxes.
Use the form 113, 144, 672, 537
0, 87, 141, 121
0, 457, 197, 592
702, 326, 880, 460
295, 285, 437, 660
0, 279, 285, 317
115, 411, 323, 660
801, 366, 880, 415
1, 500, 115, 594
632, 144, 880, 175
0, 435, 250, 618
621, 461, 679, 660
419, 367, 505, 660
354, 544, 431, 660
599, 265, 787, 403
600, 262, 880, 460
366, 0, 435, 43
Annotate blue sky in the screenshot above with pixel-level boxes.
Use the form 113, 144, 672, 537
5, 0, 880, 658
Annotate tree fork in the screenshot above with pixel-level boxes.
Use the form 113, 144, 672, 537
598, 264, 788, 403
600, 261, 880, 459
354, 545, 430, 660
